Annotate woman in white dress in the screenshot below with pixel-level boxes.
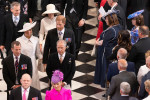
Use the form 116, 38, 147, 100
39, 4, 60, 52
17, 22, 42, 90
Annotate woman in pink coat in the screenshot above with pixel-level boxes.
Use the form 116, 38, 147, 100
45, 70, 72, 100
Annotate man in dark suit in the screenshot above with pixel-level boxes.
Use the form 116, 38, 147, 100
43, 15, 75, 66
2, 41, 32, 100
107, 59, 137, 100
9, 73, 42, 100
118, 82, 138, 100
46, 39, 75, 87
118, 0, 127, 14
139, 56, 150, 99
128, 25, 150, 74
61, 0, 88, 58
0, 1, 28, 55
107, 48, 135, 82
107, 0, 126, 29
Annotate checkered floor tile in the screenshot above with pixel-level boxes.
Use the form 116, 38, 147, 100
0, 0, 106, 99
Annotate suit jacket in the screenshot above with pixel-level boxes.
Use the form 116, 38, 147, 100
28, 0, 49, 18
107, 61, 135, 82
2, 54, 32, 90
118, 96, 139, 100
128, 37, 150, 74
139, 71, 150, 99
107, 71, 137, 100
118, 96, 129, 100
61, 0, 88, 20
114, 4, 127, 29
46, 52, 75, 85
118, 0, 127, 14
9, 86, 42, 100
1, 13, 28, 53
43, 28, 75, 64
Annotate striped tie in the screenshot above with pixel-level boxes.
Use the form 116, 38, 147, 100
15, 56, 19, 73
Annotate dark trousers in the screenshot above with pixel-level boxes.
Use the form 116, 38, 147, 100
32, 10, 42, 37
65, 12, 85, 55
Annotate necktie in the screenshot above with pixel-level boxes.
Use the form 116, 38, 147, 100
15, 56, 19, 72
60, 56, 63, 63
14, 16, 18, 26
59, 32, 63, 39
59, 31, 62, 35
23, 89, 27, 100
15, 56, 19, 84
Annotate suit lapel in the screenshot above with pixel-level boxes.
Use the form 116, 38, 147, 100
56, 53, 61, 64
9, 55, 16, 78
55, 29, 59, 41
18, 54, 23, 70
28, 87, 32, 100
63, 28, 67, 39
62, 53, 69, 64
19, 87, 22, 100
17, 14, 22, 27
9, 14, 15, 26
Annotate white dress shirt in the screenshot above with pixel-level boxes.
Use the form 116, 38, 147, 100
37, 0, 42, 10
57, 28, 65, 40
21, 87, 30, 100
12, 15, 20, 24
13, 54, 21, 64
137, 65, 150, 85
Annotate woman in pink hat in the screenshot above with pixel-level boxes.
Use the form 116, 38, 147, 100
45, 70, 72, 100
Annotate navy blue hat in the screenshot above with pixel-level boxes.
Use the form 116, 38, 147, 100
127, 9, 144, 19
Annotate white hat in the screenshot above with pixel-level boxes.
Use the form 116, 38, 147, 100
102, 9, 119, 20
18, 22, 36, 32
42, 4, 61, 16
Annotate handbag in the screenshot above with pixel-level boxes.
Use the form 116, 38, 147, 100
91, 44, 97, 57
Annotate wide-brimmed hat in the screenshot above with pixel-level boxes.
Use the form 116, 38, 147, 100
42, 4, 60, 16
127, 9, 144, 19
102, 9, 119, 20
18, 22, 36, 32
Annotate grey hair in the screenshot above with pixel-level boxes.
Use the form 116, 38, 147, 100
10, 2, 20, 9
56, 39, 67, 47
120, 82, 131, 94
117, 48, 127, 59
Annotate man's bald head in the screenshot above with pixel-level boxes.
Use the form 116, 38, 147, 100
118, 59, 128, 71
20, 74, 32, 89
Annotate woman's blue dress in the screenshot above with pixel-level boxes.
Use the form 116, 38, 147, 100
94, 24, 122, 88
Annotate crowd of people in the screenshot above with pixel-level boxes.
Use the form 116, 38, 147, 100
0, 0, 87, 100
93, 0, 150, 100
0, 0, 150, 100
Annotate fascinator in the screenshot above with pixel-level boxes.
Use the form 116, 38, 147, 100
51, 70, 64, 84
